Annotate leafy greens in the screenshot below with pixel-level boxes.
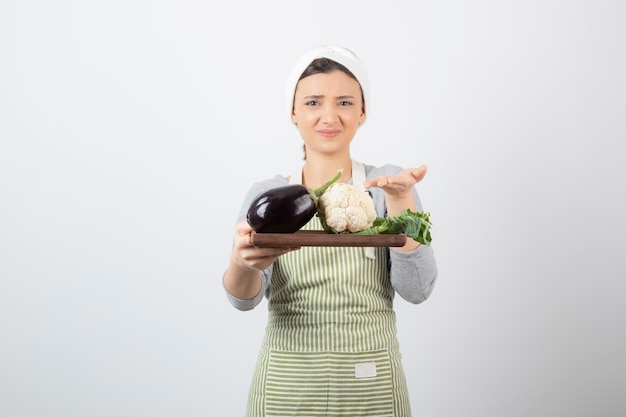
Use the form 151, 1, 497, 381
353, 208, 433, 246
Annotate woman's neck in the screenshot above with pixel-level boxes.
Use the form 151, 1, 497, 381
302, 155, 352, 188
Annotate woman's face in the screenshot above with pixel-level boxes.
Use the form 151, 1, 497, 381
291, 70, 365, 158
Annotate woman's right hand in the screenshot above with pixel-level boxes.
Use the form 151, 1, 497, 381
230, 221, 300, 272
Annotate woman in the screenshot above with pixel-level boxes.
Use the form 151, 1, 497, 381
223, 45, 438, 416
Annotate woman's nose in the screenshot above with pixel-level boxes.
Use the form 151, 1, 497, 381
321, 104, 338, 123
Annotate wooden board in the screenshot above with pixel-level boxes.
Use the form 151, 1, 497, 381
251, 230, 407, 248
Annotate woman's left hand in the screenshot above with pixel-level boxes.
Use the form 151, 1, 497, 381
363, 165, 427, 198
364, 165, 428, 251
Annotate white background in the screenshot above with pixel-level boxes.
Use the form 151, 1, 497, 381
1, 1, 625, 416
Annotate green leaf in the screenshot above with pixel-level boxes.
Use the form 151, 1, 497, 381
353, 208, 433, 245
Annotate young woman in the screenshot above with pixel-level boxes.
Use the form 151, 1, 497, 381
223, 45, 438, 417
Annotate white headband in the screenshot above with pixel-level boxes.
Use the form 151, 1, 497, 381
285, 45, 370, 122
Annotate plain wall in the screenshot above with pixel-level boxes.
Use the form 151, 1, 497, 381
1, 1, 625, 416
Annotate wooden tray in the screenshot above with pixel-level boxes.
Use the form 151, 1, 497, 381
251, 230, 407, 248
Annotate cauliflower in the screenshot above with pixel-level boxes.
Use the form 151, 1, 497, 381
317, 183, 377, 233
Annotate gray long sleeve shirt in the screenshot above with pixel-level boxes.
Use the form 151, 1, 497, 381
225, 162, 438, 311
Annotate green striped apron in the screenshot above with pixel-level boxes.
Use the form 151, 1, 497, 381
246, 161, 411, 417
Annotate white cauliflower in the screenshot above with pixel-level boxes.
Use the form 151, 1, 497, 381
317, 183, 377, 233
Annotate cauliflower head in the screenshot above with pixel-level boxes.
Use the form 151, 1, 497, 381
317, 183, 377, 233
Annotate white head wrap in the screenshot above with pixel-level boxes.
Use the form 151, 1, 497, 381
285, 45, 370, 122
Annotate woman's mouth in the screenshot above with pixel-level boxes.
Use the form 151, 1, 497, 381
318, 129, 341, 138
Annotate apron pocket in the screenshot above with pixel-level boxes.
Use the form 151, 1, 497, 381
265, 349, 394, 417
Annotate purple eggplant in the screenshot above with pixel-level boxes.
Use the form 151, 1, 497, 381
247, 170, 342, 233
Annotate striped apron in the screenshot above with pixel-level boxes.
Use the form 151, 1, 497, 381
246, 161, 411, 417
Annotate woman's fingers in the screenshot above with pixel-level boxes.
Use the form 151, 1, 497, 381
364, 165, 428, 190
410, 165, 427, 183
232, 221, 300, 271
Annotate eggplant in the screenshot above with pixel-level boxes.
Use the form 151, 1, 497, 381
247, 170, 342, 233
247, 185, 317, 233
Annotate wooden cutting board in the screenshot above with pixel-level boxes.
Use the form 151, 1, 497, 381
251, 230, 407, 248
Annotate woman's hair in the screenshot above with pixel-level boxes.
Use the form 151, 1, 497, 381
297, 58, 365, 160
299, 58, 357, 83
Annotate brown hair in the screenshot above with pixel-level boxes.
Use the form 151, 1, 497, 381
298, 58, 358, 83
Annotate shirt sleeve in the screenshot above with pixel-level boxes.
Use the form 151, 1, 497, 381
223, 176, 286, 311
389, 245, 438, 304
365, 163, 439, 304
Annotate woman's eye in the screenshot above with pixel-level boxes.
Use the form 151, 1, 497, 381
305, 100, 319, 106
339, 101, 353, 106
